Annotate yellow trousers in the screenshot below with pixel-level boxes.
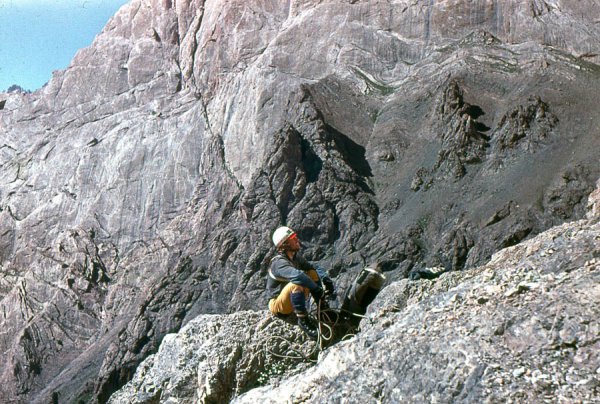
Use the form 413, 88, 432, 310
268, 269, 319, 315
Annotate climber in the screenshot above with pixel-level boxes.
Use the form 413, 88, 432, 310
267, 226, 336, 340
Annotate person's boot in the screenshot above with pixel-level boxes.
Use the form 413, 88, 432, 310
297, 315, 318, 340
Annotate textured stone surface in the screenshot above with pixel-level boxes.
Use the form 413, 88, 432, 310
234, 219, 600, 403
110, 198, 600, 403
0, 0, 599, 402
108, 311, 319, 403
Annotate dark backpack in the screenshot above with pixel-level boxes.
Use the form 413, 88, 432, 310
340, 264, 385, 324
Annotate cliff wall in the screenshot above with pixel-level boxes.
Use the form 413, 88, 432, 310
0, 0, 598, 402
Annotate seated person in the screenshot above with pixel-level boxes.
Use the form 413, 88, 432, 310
266, 226, 334, 339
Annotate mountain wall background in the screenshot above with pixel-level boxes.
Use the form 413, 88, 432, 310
0, 0, 598, 402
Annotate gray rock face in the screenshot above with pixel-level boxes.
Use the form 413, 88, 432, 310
242, 221, 600, 403
110, 199, 600, 403
0, 0, 599, 402
108, 311, 319, 403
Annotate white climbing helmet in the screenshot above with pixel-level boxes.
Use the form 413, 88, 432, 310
272, 226, 296, 248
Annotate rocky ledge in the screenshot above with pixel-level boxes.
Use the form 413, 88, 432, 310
110, 184, 600, 403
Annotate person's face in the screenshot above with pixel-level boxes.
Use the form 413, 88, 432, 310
285, 233, 301, 252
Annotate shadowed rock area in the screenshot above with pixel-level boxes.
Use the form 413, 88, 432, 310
0, 0, 599, 402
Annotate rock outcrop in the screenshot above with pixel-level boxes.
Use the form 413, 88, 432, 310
0, 0, 599, 402
108, 311, 317, 403
111, 187, 600, 403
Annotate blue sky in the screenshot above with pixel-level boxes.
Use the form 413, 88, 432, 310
0, 0, 129, 92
